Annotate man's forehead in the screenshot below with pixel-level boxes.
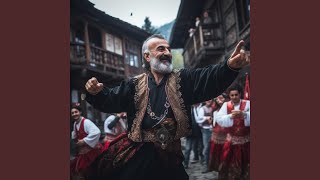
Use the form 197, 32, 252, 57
147, 38, 170, 48
217, 95, 224, 99
230, 90, 239, 94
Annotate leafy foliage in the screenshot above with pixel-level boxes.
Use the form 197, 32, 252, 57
142, 17, 160, 34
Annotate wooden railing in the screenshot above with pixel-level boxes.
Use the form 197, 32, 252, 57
89, 45, 125, 76
70, 42, 125, 77
183, 23, 224, 67
200, 24, 224, 48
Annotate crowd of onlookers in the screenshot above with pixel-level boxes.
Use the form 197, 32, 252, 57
70, 105, 128, 180
188, 10, 213, 37
183, 84, 250, 179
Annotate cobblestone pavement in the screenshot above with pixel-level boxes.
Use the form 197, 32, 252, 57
181, 138, 219, 180
185, 162, 218, 180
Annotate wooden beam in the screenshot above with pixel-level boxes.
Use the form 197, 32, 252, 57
199, 25, 204, 46
84, 21, 91, 64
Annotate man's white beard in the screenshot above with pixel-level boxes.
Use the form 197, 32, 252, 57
150, 56, 173, 74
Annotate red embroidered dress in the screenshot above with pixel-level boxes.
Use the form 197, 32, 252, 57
71, 118, 103, 175
208, 109, 230, 172
219, 100, 250, 180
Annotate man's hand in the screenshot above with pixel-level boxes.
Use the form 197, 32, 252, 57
231, 110, 244, 119
203, 116, 212, 125
231, 111, 237, 119
228, 40, 250, 69
76, 139, 86, 147
207, 117, 213, 125
85, 77, 104, 95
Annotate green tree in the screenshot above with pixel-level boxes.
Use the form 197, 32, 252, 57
142, 17, 159, 34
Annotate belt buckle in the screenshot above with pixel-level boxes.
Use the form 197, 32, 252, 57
155, 125, 170, 149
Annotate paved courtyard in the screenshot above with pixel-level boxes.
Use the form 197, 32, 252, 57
181, 138, 219, 180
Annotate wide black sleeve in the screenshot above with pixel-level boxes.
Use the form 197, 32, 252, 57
181, 59, 239, 104
84, 79, 134, 113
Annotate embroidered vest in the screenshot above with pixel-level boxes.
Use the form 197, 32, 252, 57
128, 70, 191, 142
75, 117, 87, 140
75, 117, 102, 154
227, 100, 250, 136
75, 118, 91, 154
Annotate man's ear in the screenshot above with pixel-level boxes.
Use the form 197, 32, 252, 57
144, 52, 151, 62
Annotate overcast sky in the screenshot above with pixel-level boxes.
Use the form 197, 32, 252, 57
89, 0, 181, 27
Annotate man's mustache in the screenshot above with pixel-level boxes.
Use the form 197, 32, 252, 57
159, 55, 172, 63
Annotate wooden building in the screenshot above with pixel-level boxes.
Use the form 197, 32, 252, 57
170, 0, 250, 91
70, 0, 150, 127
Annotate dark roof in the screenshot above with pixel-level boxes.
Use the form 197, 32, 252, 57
169, 0, 205, 48
71, 0, 151, 42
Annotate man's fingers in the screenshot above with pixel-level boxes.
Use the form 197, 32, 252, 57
241, 55, 250, 67
89, 77, 101, 88
85, 77, 104, 95
85, 83, 90, 90
87, 80, 94, 87
85, 77, 97, 93
86, 80, 95, 90
246, 53, 250, 63
235, 40, 245, 51
231, 40, 245, 58
240, 49, 245, 61
90, 77, 99, 85
97, 83, 104, 88
230, 54, 241, 63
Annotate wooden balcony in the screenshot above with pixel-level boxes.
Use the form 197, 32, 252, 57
70, 42, 126, 88
89, 45, 125, 78
183, 23, 225, 68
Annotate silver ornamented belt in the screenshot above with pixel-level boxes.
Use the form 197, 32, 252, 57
142, 118, 176, 149
155, 124, 172, 149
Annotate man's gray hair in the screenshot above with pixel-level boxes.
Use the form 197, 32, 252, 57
141, 34, 166, 71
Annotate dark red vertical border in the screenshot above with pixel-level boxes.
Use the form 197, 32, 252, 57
252, 0, 320, 180
1, 0, 69, 180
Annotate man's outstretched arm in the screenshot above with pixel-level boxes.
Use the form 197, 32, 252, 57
84, 77, 133, 113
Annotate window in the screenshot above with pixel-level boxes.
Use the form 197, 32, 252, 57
127, 53, 139, 67
125, 40, 140, 68
125, 53, 129, 64
105, 33, 115, 52
235, 0, 250, 31
114, 37, 123, 55
105, 33, 123, 56
134, 55, 138, 67
130, 54, 135, 66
